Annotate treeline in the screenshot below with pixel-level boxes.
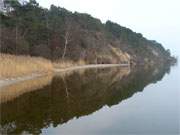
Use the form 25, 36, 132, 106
0, 0, 172, 63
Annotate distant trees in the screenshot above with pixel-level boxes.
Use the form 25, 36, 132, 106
105, 20, 144, 46
166, 49, 171, 56
1, 0, 52, 56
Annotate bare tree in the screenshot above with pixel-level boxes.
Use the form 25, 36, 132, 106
61, 18, 74, 59
62, 27, 72, 59
61, 17, 81, 60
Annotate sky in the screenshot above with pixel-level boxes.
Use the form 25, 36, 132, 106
36, 0, 180, 57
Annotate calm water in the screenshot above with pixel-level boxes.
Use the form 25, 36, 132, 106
0, 63, 179, 135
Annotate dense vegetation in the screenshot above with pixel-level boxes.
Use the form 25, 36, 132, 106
0, 0, 174, 64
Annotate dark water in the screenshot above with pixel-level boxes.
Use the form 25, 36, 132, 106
0, 64, 179, 135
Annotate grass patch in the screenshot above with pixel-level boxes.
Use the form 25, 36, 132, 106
0, 54, 87, 79
0, 54, 53, 79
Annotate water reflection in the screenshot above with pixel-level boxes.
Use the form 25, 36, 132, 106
0, 75, 53, 104
0, 64, 171, 134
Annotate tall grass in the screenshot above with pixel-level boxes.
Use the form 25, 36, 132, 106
0, 54, 87, 79
0, 54, 53, 79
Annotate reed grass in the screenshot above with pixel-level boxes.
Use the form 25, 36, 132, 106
0, 54, 87, 79
0, 53, 53, 79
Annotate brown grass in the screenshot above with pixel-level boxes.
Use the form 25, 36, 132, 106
0, 54, 87, 79
0, 53, 53, 79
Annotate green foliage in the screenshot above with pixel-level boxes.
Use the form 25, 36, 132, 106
73, 12, 103, 31
105, 20, 144, 46
1, 0, 172, 63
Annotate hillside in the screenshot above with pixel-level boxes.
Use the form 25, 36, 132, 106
0, 0, 175, 65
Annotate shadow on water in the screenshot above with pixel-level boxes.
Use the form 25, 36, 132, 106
0, 64, 172, 134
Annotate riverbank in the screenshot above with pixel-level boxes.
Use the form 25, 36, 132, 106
0, 75, 53, 103
0, 73, 43, 88
0, 54, 130, 88
54, 64, 129, 72
0, 64, 129, 88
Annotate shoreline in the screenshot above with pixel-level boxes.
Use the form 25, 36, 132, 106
54, 64, 129, 72
0, 74, 43, 88
0, 64, 129, 88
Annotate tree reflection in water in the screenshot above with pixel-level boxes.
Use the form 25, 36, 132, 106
0, 64, 171, 134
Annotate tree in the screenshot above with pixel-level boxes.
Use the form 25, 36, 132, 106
166, 49, 171, 56
62, 25, 72, 59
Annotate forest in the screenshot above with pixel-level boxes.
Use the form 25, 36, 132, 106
0, 0, 174, 64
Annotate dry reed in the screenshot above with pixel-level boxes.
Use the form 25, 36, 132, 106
0, 54, 87, 79
0, 53, 53, 79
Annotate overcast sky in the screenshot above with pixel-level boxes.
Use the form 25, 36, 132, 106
37, 0, 180, 56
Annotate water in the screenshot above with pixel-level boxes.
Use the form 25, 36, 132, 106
0, 63, 179, 135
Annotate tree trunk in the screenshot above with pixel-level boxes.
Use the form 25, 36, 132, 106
62, 33, 69, 59
62, 39, 68, 59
